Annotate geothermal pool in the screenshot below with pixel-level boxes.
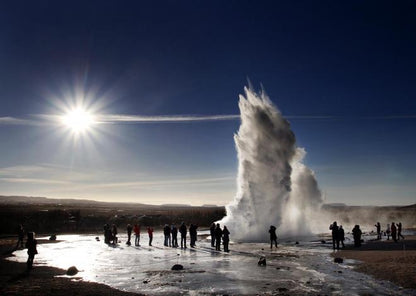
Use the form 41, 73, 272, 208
8, 231, 410, 295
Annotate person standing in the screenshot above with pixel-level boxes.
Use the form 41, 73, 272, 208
104, 224, 111, 244
147, 226, 153, 246
397, 222, 405, 240
215, 224, 223, 251
375, 222, 381, 240
269, 225, 278, 249
210, 223, 216, 248
190, 224, 198, 247
391, 222, 397, 242
179, 222, 187, 249
163, 224, 171, 247
16, 224, 24, 249
338, 225, 345, 248
112, 224, 118, 245
126, 224, 133, 245
386, 224, 391, 240
171, 224, 178, 248
222, 226, 230, 252
26, 232, 38, 271
329, 221, 340, 250
352, 225, 362, 247
134, 224, 141, 246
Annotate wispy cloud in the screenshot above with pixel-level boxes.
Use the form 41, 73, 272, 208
2, 114, 416, 126
0, 177, 71, 185
0, 117, 38, 125
96, 114, 240, 123
85, 176, 235, 189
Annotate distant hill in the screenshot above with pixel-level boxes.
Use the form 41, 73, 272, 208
0, 195, 151, 208
0, 195, 223, 209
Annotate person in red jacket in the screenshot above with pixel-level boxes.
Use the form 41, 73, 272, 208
147, 226, 154, 246
134, 224, 141, 246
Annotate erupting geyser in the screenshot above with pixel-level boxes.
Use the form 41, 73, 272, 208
219, 87, 323, 241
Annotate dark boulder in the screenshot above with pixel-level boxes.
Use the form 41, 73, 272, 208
66, 266, 79, 276
334, 257, 343, 264
171, 264, 183, 271
258, 256, 267, 266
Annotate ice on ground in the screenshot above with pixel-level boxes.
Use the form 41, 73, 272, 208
8, 231, 413, 295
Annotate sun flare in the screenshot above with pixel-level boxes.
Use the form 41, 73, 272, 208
62, 108, 95, 133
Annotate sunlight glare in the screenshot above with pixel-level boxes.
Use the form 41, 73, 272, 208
62, 108, 95, 133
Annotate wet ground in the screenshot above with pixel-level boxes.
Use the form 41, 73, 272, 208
7, 231, 415, 295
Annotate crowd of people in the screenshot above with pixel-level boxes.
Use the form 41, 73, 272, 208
330, 222, 363, 250
375, 221, 405, 242
103, 222, 232, 252
330, 221, 406, 250
15, 220, 407, 272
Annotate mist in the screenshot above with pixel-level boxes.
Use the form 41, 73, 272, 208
219, 87, 323, 241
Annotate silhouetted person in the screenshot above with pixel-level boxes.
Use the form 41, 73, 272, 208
171, 224, 178, 248
112, 224, 118, 245
215, 224, 223, 251
190, 224, 198, 247
179, 222, 187, 249
104, 224, 111, 244
134, 224, 141, 246
391, 222, 397, 242
147, 226, 153, 246
126, 224, 133, 245
386, 224, 390, 240
375, 222, 381, 240
16, 224, 24, 249
269, 225, 278, 249
163, 224, 171, 247
222, 226, 230, 252
339, 225, 345, 248
210, 223, 216, 248
352, 225, 362, 247
397, 222, 404, 240
329, 221, 340, 250
26, 232, 37, 271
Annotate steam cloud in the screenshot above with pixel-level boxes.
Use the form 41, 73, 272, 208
219, 87, 323, 241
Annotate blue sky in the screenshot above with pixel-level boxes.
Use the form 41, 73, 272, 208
0, 1, 415, 205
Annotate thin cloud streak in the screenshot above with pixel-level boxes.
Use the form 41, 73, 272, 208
0, 117, 38, 125
96, 114, 240, 123
0, 177, 71, 185
2, 114, 416, 126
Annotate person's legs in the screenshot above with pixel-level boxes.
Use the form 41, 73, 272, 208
27, 254, 34, 270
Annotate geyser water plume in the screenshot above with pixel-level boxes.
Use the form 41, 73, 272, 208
219, 87, 323, 241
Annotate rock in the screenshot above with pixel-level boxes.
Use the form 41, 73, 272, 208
258, 256, 267, 266
334, 257, 343, 264
171, 264, 183, 270
338, 270, 343, 273
321, 240, 326, 244
49, 234, 57, 241
66, 266, 78, 276
295, 241, 299, 245
143, 280, 149, 284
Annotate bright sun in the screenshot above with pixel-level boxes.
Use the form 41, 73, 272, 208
62, 108, 95, 133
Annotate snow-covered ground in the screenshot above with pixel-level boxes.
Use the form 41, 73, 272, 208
8, 231, 414, 295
